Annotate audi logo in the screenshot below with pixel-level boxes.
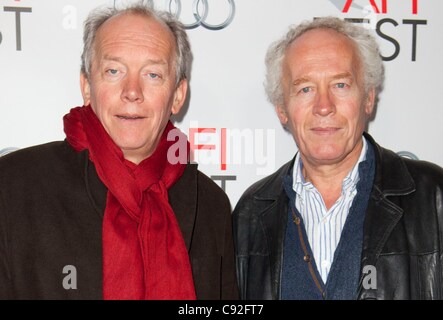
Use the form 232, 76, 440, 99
397, 151, 419, 160
169, 0, 235, 30
114, 0, 235, 30
0, 147, 19, 157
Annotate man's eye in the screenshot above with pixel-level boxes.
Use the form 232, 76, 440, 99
301, 87, 311, 93
106, 69, 119, 75
148, 73, 160, 79
336, 83, 347, 89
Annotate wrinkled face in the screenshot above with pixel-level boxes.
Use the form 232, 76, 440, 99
80, 13, 187, 164
276, 28, 375, 168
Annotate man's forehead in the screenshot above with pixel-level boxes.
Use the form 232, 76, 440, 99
96, 12, 173, 45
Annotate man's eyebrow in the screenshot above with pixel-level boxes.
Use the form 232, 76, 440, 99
292, 77, 310, 86
332, 72, 353, 80
101, 55, 124, 63
292, 73, 354, 85
102, 55, 168, 65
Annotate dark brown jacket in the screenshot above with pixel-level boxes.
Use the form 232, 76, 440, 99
0, 141, 238, 300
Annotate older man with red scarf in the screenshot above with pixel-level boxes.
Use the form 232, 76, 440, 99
0, 4, 238, 300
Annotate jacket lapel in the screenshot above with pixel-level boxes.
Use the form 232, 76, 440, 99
84, 150, 108, 218
253, 159, 294, 299
358, 134, 416, 298
169, 163, 198, 251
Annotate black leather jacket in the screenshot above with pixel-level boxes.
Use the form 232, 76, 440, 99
233, 134, 443, 300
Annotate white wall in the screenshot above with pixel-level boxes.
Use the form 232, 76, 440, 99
1, 0, 442, 207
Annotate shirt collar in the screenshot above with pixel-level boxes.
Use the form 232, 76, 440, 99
292, 136, 368, 195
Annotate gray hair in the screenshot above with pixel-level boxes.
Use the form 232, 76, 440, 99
265, 16, 384, 106
80, 3, 192, 86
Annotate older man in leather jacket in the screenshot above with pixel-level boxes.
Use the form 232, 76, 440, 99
233, 17, 443, 300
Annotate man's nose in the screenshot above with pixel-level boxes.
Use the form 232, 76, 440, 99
121, 73, 144, 103
313, 88, 335, 116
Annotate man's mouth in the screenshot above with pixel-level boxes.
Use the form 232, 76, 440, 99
116, 115, 145, 120
311, 127, 340, 134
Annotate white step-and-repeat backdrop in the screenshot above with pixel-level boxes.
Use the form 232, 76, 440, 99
1, 0, 442, 207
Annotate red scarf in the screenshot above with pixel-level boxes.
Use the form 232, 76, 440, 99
63, 105, 196, 300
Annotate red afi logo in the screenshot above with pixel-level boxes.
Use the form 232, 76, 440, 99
330, 0, 418, 14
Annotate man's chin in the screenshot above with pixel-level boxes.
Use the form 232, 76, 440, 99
115, 140, 151, 156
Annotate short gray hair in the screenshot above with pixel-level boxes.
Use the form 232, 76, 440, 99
265, 16, 384, 106
80, 3, 192, 86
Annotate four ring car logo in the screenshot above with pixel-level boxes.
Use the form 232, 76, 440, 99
397, 151, 419, 160
114, 0, 235, 30
0, 147, 19, 157
167, 0, 235, 30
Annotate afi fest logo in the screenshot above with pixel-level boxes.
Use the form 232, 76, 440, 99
328, 0, 426, 61
166, 122, 276, 191
0, 0, 31, 51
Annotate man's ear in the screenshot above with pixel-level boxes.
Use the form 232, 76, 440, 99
275, 105, 289, 126
171, 79, 188, 115
80, 72, 91, 106
365, 88, 376, 116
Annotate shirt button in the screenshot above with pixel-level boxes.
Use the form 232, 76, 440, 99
321, 260, 331, 269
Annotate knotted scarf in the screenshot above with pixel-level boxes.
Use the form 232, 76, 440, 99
63, 105, 196, 300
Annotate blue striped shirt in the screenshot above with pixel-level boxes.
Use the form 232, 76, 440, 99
292, 137, 368, 283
